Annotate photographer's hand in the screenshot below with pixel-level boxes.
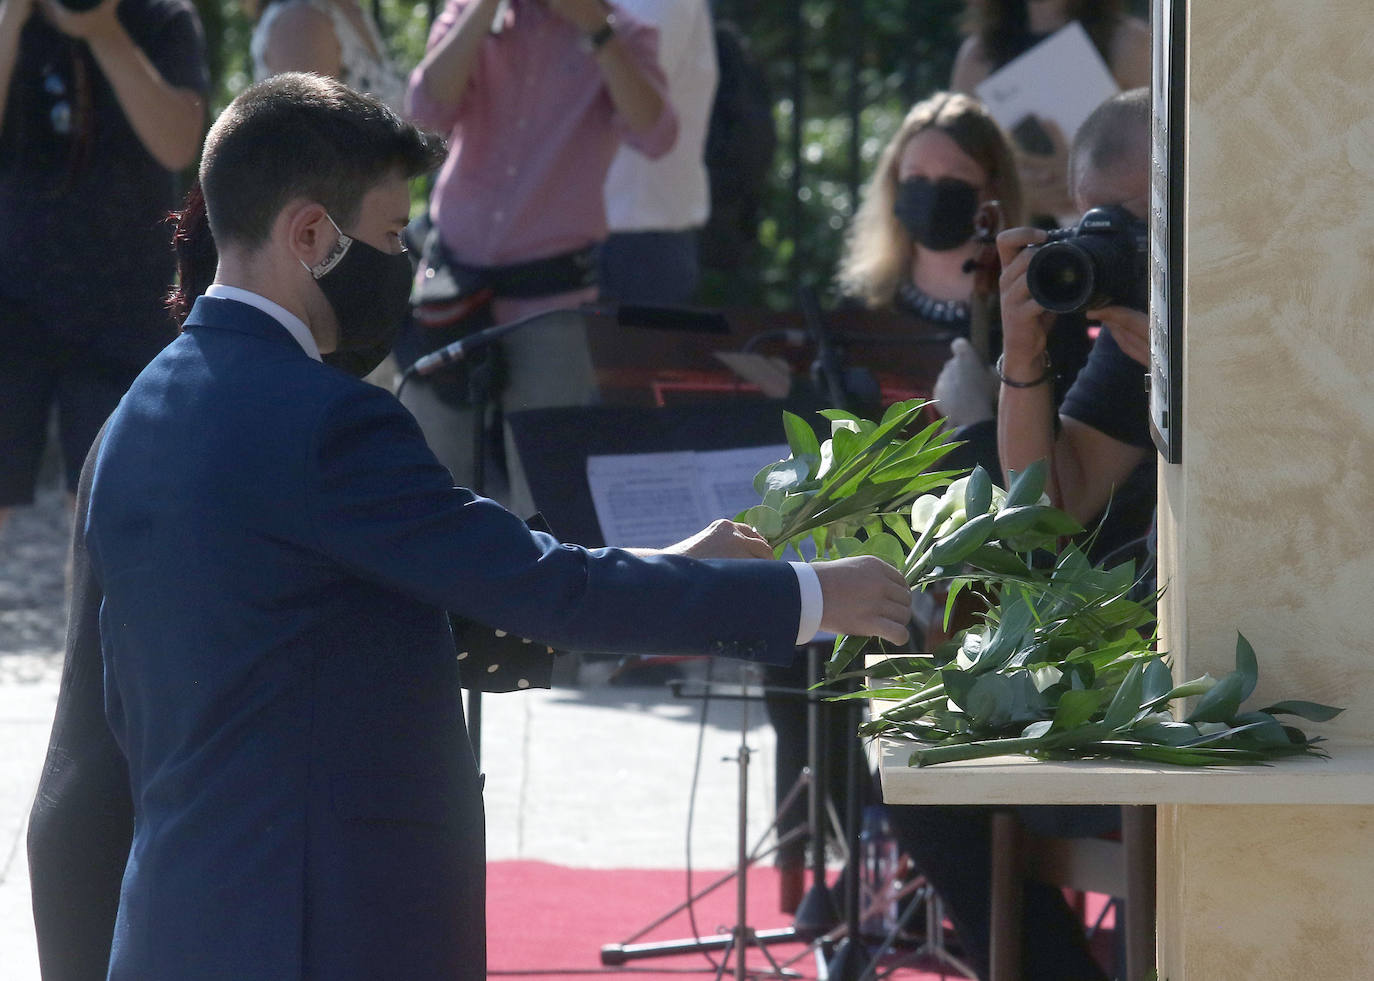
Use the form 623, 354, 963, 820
1087, 305, 1150, 367
39, 0, 202, 170
995, 225, 1062, 509
995, 226, 1055, 376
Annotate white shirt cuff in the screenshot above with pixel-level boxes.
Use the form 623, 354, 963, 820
790, 561, 823, 646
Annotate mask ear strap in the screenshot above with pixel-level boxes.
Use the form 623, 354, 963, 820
303, 213, 353, 279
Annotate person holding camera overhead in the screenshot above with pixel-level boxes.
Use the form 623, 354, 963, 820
0, 0, 206, 540
996, 87, 1154, 535
950, 0, 1150, 225
395, 0, 677, 499
882, 89, 1155, 981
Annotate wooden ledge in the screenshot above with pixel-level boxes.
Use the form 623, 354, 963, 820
877, 737, 1374, 806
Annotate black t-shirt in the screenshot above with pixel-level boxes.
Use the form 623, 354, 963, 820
1059, 325, 1152, 449
0, 0, 208, 339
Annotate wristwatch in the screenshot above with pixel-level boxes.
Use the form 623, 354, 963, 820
582, 14, 617, 53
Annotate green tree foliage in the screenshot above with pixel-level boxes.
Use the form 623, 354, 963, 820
705, 0, 965, 309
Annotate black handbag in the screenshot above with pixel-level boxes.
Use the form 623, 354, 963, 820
412, 225, 496, 331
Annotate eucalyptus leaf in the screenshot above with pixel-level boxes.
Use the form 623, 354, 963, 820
941, 668, 975, 713
1236, 629, 1258, 697
882, 513, 917, 550
1051, 688, 1106, 732
740, 505, 783, 541
1155, 674, 1217, 704
1140, 657, 1175, 705
927, 512, 997, 567
761, 457, 815, 495
967, 673, 1016, 728
1004, 459, 1049, 508
965, 544, 1034, 578
1132, 720, 1200, 746
854, 532, 906, 569
1235, 632, 1259, 702
1184, 672, 1246, 724
831, 427, 862, 469
943, 578, 971, 632
826, 632, 873, 677
964, 466, 994, 519
782, 411, 821, 460
1103, 661, 1146, 729
1259, 700, 1344, 722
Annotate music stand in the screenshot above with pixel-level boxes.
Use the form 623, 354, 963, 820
503, 400, 823, 549
505, 403, 856, 975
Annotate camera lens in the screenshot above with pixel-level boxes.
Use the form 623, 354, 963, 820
1026, 242, 1096, 314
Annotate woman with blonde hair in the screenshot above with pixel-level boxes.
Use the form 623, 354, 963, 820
837, 90, 1089, 442
838, 91, 1020, 331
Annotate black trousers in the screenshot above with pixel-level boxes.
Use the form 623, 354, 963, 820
888, 803, 1115, 981
28, 421, 134, 981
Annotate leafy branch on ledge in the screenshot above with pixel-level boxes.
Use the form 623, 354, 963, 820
740, 399, 1342, 767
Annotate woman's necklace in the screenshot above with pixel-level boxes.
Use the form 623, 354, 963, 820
895, 280, 971, 329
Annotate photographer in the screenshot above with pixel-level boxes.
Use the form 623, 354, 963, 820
886, 90, 1155, 981
0, 0, 206, 537
996, 87, 1154, 534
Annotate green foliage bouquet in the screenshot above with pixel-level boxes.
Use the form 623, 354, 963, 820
739, 400, 1341, 767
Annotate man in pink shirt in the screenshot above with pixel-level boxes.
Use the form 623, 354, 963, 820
396, 0, 678, 499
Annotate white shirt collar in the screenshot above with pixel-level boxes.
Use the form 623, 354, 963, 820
204, 283, 323, 362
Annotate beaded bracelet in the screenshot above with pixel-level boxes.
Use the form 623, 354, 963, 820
995, 351, 1053, 388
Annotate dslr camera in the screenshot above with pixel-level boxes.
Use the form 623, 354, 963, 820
1025, 205, 1148, 314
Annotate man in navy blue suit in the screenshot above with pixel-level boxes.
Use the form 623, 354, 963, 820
82, 72, 911, 981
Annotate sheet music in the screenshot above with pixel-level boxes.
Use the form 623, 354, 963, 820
587, 445, 788, 548
975, 21, 1119, 153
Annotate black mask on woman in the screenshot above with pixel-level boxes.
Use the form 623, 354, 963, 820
304, 215, 413, 376
893, 177, 980, 252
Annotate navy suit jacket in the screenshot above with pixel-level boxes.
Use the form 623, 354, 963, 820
87, 296, 801, 981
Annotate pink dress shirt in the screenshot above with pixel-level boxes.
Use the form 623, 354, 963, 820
408, 0, 678, 293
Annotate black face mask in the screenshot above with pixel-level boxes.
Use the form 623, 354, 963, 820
893, 177, 980, 252
304, 215, 413, 376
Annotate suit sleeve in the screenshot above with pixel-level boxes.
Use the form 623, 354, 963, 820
304, 386, 802, 664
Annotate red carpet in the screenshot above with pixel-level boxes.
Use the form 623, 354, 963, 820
487, 860, 980, 980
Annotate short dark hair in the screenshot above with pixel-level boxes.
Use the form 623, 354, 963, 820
1071, 87, 1151, 187
199, 73, 446, 248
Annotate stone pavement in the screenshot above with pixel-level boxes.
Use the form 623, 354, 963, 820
0, 487, 787, 980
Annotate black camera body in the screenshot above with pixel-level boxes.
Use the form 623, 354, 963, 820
1025, 205, 1148, 314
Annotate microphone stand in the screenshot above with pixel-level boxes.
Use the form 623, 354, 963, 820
599, 648, 843, 973
395, 308, 564, 765
798, 287, 849, 411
